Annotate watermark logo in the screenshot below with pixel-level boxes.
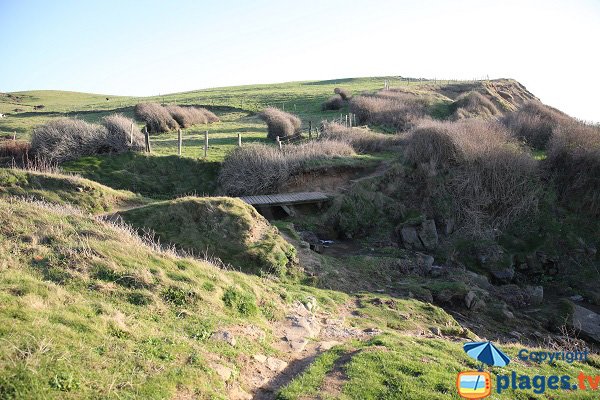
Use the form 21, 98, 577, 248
456, 371, 491, 399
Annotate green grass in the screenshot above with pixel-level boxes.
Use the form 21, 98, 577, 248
0, 197, 341, 399
279, 333, 600, 399
62, 152, 220, 199
0, 167, 147, 213
119, 196, 298, 277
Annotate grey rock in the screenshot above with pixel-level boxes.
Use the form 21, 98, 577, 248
430, 265, 445, 278
490, 267, 515, 283
266, 357, 288, 372
430, 327, 442, 336
571, 305, 600, 342
401, 226, 423, 250
502, 307, 515, 319
213, 364, 233, 381
416, 253, 435, 274
418, 220, 438, 250
211, 330, 236, 347
465, 291, 477, 309
570, 295, 584, 302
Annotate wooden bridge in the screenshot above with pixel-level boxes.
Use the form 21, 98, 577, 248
239, 192, 330, 216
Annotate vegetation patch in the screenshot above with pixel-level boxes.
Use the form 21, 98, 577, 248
120, 196, 298, 277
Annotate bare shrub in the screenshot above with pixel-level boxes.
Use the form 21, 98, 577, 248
349, 90, 429, 131
322, 95, 344, 111
165, 105, 220, 127
134, 103, 179, 133
502, 101, 571, 149
405, 119, 540, 235
31, 118, 108, 163
101, 114, 145, 151
31, 116, 145, 163
450, 91, 500, 120
259, 107, 301, 140
320, 121, 402, 152
334, 87, 351, 100
218, 140, 354, 195
547, 121, 600, 215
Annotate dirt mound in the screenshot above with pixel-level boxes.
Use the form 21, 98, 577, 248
119, 196, 298, 277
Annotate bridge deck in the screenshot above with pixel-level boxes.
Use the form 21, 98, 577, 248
239, 192, 330, 206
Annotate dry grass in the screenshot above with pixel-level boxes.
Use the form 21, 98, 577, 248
450, 91, 500, 120
405, 119, 540, 235
0, 140, 30, 162
502, 101, 571, 149
334, 87, 351, 100
349, 90, 429, 131
322, 95, 344, 111
218, 140, 354, 195
258, 107, 301, 140
134, 103, 179, 133
320, 122, 402, 152
547, 121, 600, 215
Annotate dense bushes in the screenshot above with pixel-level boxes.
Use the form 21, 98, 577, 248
405, 119, 540, 235
134, 103, 179, 133
258, 107, 301, 140
450, 91, 500, 120
30, 115, 144, 163
502, 101, 570, 149
218, 140, 354, 195
349, 90, 430, 131
547, 121, 600, 215
322, 95, 344, 111
134, 103, 219, 133
0, 140, 30, 161
320, 122, 402, 152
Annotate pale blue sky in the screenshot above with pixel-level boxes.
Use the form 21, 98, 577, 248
1, 0, 598, 121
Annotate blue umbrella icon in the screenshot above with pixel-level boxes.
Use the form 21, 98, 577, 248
464, 341, 511, 369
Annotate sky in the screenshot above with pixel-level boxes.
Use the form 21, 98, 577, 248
1, 0, 599, 121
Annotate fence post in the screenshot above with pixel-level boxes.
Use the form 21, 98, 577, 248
130, 123, 134, 145
276, 136, 282, 150
13, 131, 16, 141
204, 130, 208, 158
309, 121, 312, 139
177, 128, 182, 156
345, 114, 348, 127
144, 126, 151, 152
237, 132, 242, 147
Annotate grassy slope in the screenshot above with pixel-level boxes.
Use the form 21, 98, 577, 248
0, 197, 336, 399
119, 197, 298, 277
0, 168, 147, 213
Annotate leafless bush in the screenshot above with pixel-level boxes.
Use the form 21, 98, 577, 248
101, 114, 145, 151
320, 121, 402, 152
450, 91, 500, 120
218, 140, 354, 195
134, 103, 179, 133
349, 90, 429, 131
334, 87, 351, 100
258, 107, 301, 140
502, 101, 571, 149
405, 119, 540, 235
322, 95, 344, 111
165, 105, 220, 127
30, 116, 145, 163
31, 118, 108, 163
547, 121, 600, 215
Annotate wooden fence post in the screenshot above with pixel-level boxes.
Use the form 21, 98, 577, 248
237, 132, 242, 147
308, 121, 312, 139
177, 128, 182, 156
144, 127, 151, 152
13, 131, 16, 141
345, 114, 348, 127
130, 123, 134, 145
276, 136, 282, 150
204, 130, 208, 158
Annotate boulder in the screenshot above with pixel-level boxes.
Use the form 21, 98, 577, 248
416, 254, 435, 275
490, 267, 515, 283
571, 305, 600, 342
266, 357, 288, 372
464, 291, 477, 309
213, 364, 233, 381
418, 220, 438, 250
400, 226, 423, 250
